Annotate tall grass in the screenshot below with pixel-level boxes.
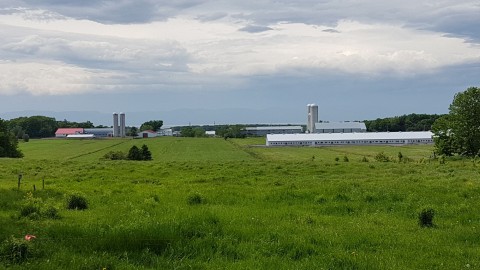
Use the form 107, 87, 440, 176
0, 139, 479, 268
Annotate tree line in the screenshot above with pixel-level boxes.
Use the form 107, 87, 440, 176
364, 113, 444, 132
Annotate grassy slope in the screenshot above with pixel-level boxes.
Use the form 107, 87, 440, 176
0, 138, 479, 269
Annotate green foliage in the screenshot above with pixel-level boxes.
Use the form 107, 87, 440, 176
140, 120, 163, 132
0, 236, 32, 264
180, 127, 206, 137
127, 126, 138, 137
57, 119, 94, 128
216, 125, 246, 138
127, 145, 152, 160
433, 87, 480, 156
103, 151, 127, 160
361, 156, 369, 162
7, 116, 58, 138
418, 208, 435, 228
0, 118, 23, 158
19, 192, 60, 220
127, 145, 142, 160
343, 155, 349, 162
66, 193, 88, 210
22, 134, 30, 142
364, 113, 444, 132
141, 144, 152, 161
187, 193, 205, 205
374, 152, 390, 162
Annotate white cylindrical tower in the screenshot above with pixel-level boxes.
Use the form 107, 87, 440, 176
306, 104, 318, 133
113, 113, 119, 137
120, 112, 126, 138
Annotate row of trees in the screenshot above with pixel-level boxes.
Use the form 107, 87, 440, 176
364, 114, 444, 132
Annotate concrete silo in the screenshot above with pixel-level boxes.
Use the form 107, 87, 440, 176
113, 113, 119, 137
120, 112, 126, 138
307, 104, 318, 133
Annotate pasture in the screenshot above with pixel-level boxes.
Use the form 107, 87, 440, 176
0, 137, 479, 269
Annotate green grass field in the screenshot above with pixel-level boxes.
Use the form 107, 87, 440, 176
1, 137, 479, 269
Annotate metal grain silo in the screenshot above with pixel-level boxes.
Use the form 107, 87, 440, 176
120, 112, 126, 138
113, 112, 119, 137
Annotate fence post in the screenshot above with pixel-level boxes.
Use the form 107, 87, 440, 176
17, 174, 22, 190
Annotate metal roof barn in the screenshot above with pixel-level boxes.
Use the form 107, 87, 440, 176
266, 131, 433, 146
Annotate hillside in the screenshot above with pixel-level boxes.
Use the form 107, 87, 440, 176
0, 138, 478, 269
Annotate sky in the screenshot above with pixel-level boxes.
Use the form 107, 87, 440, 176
0, 0, 479, 126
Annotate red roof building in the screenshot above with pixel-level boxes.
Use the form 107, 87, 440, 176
55, 128, 84, 138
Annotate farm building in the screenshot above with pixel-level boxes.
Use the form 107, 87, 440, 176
137, 130, 158, 138
84, 128, 113, 137
266, 131, 433, 146
314, 122, 367, 133
55, 128, 84, 138
66, 134, 95, 139
244, 126, 303, 136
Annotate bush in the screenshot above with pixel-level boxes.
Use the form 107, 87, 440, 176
43, 206, 60, 219
187, 193, 205, 205
361, 156, 369, 162
374, 152, 390, 162
343, 156, 349, 162
418, 208, 435, 227
66, 194, 88, 210
0, 236, 31, 264
103, 151, 127, 160
22, 134, 30, 142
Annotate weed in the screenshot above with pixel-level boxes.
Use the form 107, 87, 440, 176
361, 156, 369, 162
418, 208, 435, 227
374, 152, 390, 162
66, 193, 88, 210
187, 193, 205, 205
0, 236, 32, 264
314, 195, 327, 204
343, 155, 349, 162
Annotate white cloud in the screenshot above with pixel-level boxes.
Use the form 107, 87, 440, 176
0, 61, 119, 95
0, 7, 479, 96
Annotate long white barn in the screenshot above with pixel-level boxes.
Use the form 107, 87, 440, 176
266, 131, 433, 146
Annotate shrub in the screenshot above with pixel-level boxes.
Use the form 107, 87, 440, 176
314, 195, 327, 204
66, 193, 88, 210
103, 151, 127, 160
361, 156, 369, 162
43, 206, 60, 219
334, 157, 340, 162
0, 236, 31, 264
22, 134, 30, 142
187, 193, 205, 205
343, 156, 349, 162
141, 144, 152, 161
19, 204, 41, 219
418, 208, 435, 227
374, 152, 390, 162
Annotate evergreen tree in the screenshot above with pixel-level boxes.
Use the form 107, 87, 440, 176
141, 144, 152, 160
127, 145, 142, 160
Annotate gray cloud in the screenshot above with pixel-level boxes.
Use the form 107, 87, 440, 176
238, 25, 273, 33
3, 0, 479, 42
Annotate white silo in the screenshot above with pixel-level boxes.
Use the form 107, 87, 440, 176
113, 113, 119, 137
120, 112, 126, 138
307, 104, 318, 133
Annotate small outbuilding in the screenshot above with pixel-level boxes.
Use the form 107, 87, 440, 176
137, 130, 158, 138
